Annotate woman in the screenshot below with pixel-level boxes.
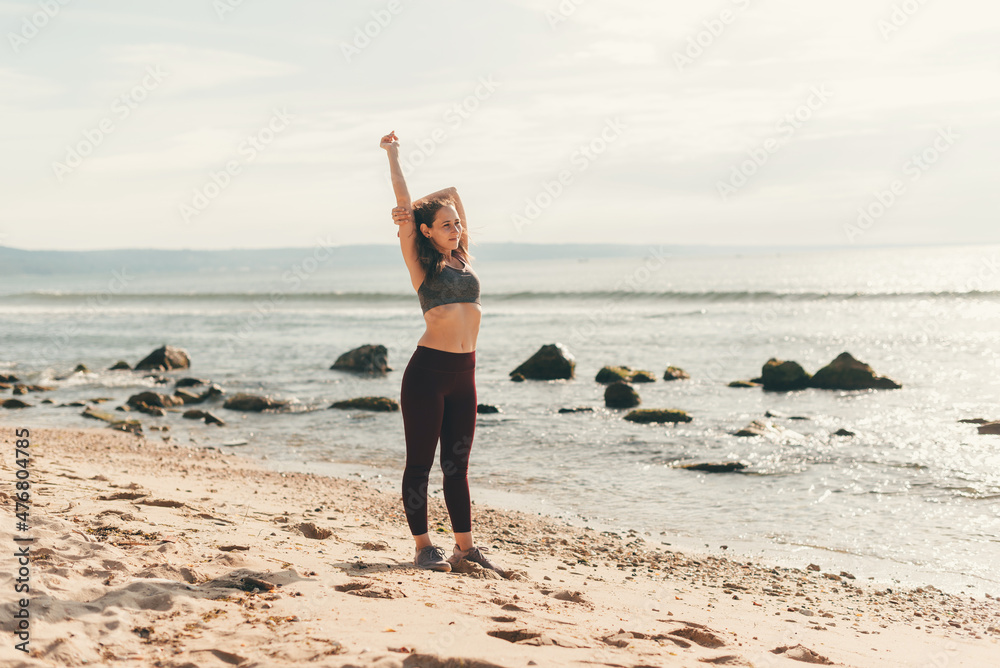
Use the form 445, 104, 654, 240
380, 130, 503, 575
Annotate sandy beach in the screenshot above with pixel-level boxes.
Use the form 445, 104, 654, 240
1, 424, 997, 668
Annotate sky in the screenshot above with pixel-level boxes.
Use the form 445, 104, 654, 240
1, 0, 998, 251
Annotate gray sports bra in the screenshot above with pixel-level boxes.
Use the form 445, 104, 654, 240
417, 256, 481, 314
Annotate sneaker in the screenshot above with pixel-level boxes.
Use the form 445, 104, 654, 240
414, 545, 452, 572
449, 544, 505, 576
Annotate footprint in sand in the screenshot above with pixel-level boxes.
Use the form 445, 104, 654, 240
771, 644, 835, 664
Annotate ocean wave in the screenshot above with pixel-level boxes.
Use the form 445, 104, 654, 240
3, 289, 1000, 303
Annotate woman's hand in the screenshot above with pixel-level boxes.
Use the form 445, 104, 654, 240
380, 130, 399, 152
392, 206, 413, 235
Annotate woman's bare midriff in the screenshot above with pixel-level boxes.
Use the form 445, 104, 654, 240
416, 302, 481, 353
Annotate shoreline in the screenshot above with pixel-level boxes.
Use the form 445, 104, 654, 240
240, 444, 1000, 600
0, 425, 997, 667
5, 407, 999, 598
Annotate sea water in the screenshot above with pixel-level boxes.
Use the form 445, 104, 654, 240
1, 243, 998, 595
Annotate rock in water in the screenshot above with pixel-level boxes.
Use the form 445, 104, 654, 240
223, 393, 289, 412
126, 392, 185, 408
733, 419, 805, 442
510, 343, 575, 380
329, 396, 399, 412
477, 403, 500, 413
680, 461, 746, 473
978, 422, 1000, 435
808, 352, 901, 390
623, 408, 692, 424
759, 358, 811, 391
662, 366, 690, 381
604, 381, 639, 408
595, 365, 655, 383
135, 345, 191, 371
3, 399, 32, 409
331, 344, 391, 376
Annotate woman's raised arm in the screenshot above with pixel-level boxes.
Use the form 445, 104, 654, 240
380, 131, 411, 209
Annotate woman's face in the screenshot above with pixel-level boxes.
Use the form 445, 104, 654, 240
423, 205, 462, 252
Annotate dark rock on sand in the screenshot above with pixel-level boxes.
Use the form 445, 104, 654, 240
808, 352, 901, 390
728, 380, 760, 388
330, 396, 399, 412
679, 461, 747, 473
978, 422, 1000, 435
127, 392, 185, 409
223, 393, 289, 412
833, 428, 856, 436
595, 366, 654, 384
477, 403, 500, 414
135, 345, 191, 372
3, 399, 32, 409
760, 358, 811, 391
510, 343, 575, 380
604, 381, 639, 409
662, 366, 690, 381
959, 418, 991, 424
109, 420, 143, 436
331, 344, 391, 376
108, 360, 132, 370
558, 406, 595, 413
623, 408, 692, 424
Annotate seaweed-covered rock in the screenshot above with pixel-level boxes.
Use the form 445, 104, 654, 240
223, 393, 289, 412
329, 396, 399, 412
135, 345, 191, 371
595, 366, 655, 384
331, 344, 391, 376
662, 366, 690, 381
604, 381, 639, 408
808, 352, 901, 390
558, 406, 594, 413
759, 358, 811, 391
623, 408, 692, 424
511, 343, 575, 380
175, 377, 210, 388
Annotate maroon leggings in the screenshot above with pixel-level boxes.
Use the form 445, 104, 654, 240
399, 345, 477, 536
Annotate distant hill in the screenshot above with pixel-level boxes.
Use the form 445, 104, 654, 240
0, 242, 854, 275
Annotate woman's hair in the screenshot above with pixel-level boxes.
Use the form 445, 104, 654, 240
412, 196, 474, 281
